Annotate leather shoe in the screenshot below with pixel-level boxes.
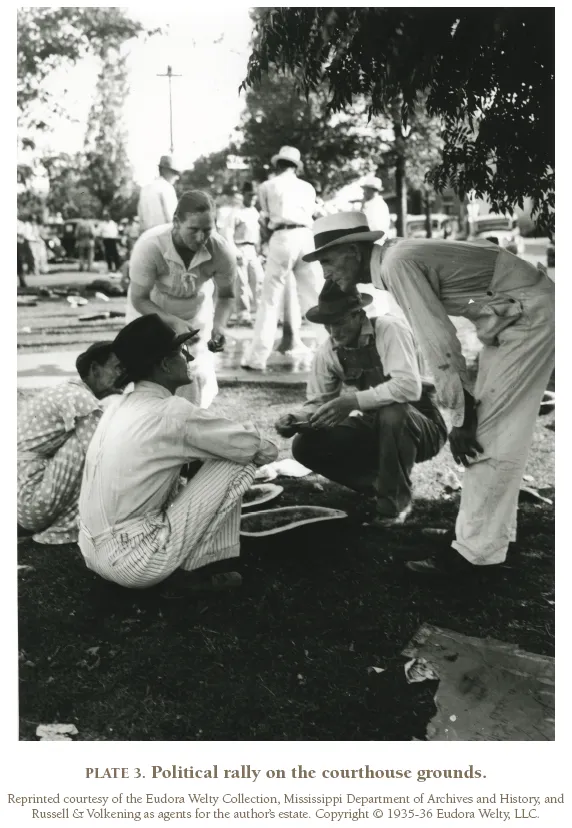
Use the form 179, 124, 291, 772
405, 547, 504, 578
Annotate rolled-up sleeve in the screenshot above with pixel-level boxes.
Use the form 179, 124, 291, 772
166, 400, 278, 464
129, 235, 161, 290
355, 317, 422, 410
302, 342, 343, 413
379, 260, 471, 426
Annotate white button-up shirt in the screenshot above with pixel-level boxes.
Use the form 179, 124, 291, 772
258, 171, 317, 229
79, 381, 279, 536
362, 195, 391, 234
301, 315, 425, 413
137, 177, 178, 232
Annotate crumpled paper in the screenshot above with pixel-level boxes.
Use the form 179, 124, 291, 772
404, 657, 439, 684
36, 723, 78, 741
255, 459, 311, 481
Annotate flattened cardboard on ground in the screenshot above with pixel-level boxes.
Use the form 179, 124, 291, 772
403, 624, 554, 741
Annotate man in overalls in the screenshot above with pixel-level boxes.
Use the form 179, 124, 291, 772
275, 282, 447, 526
302, 212, 555, 577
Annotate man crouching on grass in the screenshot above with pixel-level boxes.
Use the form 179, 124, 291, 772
275, 282, 447, 526
78, 314, 278, 591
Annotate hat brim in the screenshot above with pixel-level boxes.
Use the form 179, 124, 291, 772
302, 230, 385, 262
306, 293, 373, 324
173, 329, 200, 350
271, 154, 303, 169
117, 328, 200, 383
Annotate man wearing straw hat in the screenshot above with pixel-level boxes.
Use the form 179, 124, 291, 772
241, 146, 324, 370
301, 211, 555, 578
78, 314, 278, 592
275, 281, 447, 527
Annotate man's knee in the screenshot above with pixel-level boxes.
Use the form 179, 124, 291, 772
376, 403, 408, 429
292, 431, 322, 469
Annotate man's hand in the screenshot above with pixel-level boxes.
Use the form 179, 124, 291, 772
449, 389, 483, 466
310, 395, 358, 429
449, 425, 484, 467
207, 332, 226, 353
275, 412, 311, 438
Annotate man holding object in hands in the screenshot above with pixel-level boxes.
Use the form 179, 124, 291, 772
301, 212, 555, 577
276, 282, 447, 527
126, 190, 236, 408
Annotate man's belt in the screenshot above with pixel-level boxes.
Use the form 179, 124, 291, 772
270, 223, 308, 233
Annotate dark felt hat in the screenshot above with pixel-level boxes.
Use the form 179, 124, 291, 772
305, 282, 372, 324
112, 314, 198, 380
75, 341, 115, 378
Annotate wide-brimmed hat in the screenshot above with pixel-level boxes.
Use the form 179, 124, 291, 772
271, 146, 303, 169
306, 281, 372, 324
158, 155, 180, 175
361, 174, 383, 192
112, 314, 198, 380
302, 212, 385, 262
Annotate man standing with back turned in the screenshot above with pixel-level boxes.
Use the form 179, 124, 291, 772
138, 155, 179, 233
241, 146, 323, 370
302, 211, 555, 579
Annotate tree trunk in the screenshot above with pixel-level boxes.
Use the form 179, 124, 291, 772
424, 192, 432, 238
394, 141, 408, 238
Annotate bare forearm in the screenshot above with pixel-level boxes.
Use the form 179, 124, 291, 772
212, 296, 234, 335
131, 293, 183, 329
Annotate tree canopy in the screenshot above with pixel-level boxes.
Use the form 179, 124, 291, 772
243, 7, 554, 235
239, 71, 393, 195
17, 7, 152, 131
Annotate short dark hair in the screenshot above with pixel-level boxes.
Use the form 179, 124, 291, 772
174, 190, 215, 220
76, 342, 114, 380
276, 159, 298, 172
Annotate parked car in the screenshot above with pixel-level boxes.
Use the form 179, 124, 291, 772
406, 213, 460, 239
471, 214, 525, 255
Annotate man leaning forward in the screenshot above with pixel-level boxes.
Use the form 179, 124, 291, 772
78, 314, 278, 591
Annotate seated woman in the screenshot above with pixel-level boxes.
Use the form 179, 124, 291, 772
17, 342, 124, 544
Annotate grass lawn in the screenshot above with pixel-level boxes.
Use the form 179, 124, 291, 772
17, 384, 554, 741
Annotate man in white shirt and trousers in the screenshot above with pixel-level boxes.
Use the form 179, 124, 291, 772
78, 314, 278, 592
361, 175, 391, 235
138, 155, 180, 233
241, 146, 323, 370
276, 281, 446, 526
302, 212, 555, 579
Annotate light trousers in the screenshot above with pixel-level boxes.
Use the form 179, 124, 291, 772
244, 228, 323, 369
453, 275, 555, 565
79, 460, 256, 589
235, 244, 265, 318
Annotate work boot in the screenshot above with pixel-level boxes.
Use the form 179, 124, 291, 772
366, 504, 412, 529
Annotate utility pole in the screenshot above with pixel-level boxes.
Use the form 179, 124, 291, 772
157, 65, 182, 154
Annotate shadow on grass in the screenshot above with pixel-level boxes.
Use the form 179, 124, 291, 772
18, 477, 553, 742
